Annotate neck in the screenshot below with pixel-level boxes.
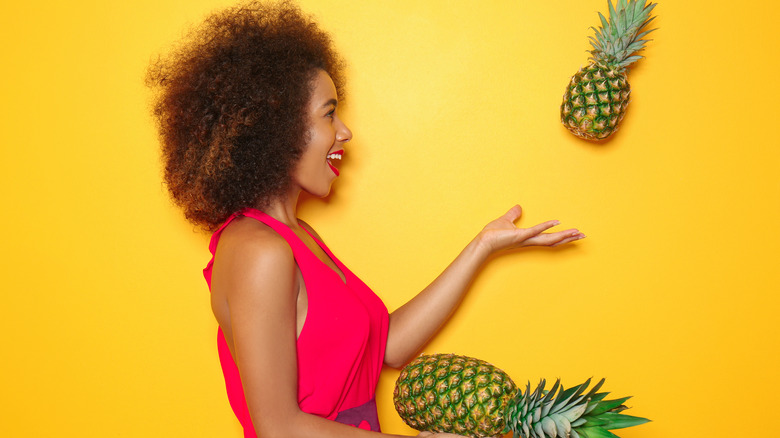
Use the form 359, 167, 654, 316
260, 186, 302, 228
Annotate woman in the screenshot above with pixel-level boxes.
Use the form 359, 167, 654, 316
146, 2, 585, 437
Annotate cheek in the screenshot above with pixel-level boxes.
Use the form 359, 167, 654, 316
304, 127, 322, 149
312, 123, 336, 144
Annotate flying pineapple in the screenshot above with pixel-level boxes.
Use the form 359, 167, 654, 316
560, 0, 657, 140
394, 354, 649, 438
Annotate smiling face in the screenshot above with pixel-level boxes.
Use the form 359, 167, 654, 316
290, 69, 352, 198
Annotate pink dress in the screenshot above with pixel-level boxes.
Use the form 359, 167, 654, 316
203, 208, 389, 437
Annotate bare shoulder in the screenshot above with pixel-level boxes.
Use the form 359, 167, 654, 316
212, 216, 296, 296
297, 218, 324, 241
219, 216, 289, 250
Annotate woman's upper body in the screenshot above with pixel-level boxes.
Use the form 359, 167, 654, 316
206, 207, 388, 435
207, 193, 583, 438
147, 3, 585, 438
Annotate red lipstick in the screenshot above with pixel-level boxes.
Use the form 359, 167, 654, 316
327, 160, 340, 176
327, 150, 343, 176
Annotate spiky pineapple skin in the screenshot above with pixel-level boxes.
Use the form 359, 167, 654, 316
393, 353, 518, 437
560, 63, 630, 141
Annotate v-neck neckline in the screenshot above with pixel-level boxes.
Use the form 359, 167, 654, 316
295, 226, 347, 285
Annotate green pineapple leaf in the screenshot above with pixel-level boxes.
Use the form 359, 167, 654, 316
577, 426, 621, 438
583, 416, 611, 427
586, 396, 632, 416
587, 392, 610, 406
595, 412, 651, 430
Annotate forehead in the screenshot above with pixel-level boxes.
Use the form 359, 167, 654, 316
310, 70, 338, 102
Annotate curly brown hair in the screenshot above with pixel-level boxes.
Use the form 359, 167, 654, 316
146, 0, 345, 231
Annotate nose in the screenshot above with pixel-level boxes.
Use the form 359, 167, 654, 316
336, 117, 352, 143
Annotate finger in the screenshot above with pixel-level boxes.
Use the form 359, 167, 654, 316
500, 204, 523, 223
524, 229, 583, 246
521, 220, 561, 238
552, 233, 586, 246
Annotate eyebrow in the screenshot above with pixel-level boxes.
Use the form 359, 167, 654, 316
321, 98, 338, 109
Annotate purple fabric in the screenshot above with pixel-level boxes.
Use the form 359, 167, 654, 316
334, 398, 381, 432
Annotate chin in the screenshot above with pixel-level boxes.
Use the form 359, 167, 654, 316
307, 184, 334, 199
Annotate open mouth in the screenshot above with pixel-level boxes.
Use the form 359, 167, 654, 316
327, 150, 343, 176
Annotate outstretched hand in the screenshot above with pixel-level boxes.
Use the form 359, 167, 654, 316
478, 205, 585, 254
383, 204, 585, 369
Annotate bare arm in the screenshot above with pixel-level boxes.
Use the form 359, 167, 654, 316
384, 205, 585, 368
211, 221, 463, 438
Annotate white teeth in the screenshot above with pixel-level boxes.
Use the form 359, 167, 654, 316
327, 153, 342, 160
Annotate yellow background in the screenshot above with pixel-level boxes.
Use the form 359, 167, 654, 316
2, 0, 779, 436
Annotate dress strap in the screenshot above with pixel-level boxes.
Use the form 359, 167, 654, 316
207, 213, 241, 256
208, 208, 309, 254
204, 208, 336, 285
204, 208, 308, 284
236, 208, 318, 257
204, 212, 243, 285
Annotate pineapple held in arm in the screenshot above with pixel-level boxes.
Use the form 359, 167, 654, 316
560, 0, 657, 141
394, 354, 649, 438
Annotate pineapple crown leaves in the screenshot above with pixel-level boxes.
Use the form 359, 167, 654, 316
504, 378, 650, 438
588, 0, 657, 70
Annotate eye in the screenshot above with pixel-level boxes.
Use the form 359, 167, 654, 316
325, 108, 335, 118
